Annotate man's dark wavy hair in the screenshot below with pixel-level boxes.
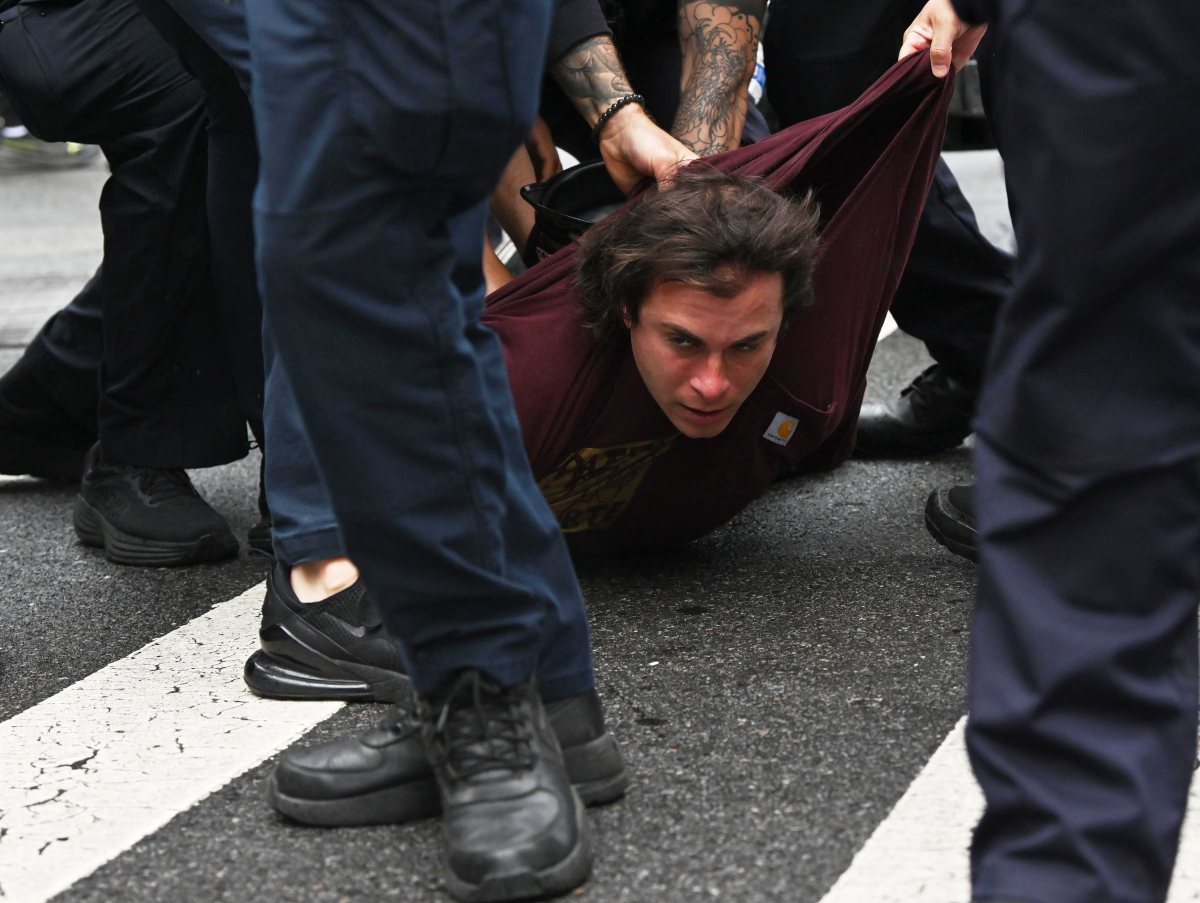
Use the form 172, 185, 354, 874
574, 165, 820, 342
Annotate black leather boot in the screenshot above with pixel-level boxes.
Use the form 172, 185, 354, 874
267, 687, 628, 825
422, 672, 591, 902
925, 482, 978, 561
856, 364, 976, 457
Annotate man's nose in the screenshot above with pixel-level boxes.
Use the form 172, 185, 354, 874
690, 354, 730, 400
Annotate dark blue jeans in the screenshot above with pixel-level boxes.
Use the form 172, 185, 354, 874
245, 0, 594, 699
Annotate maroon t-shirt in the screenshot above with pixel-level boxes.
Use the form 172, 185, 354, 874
485, 53, 954, 553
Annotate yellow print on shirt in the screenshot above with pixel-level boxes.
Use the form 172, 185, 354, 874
539, 437, 678, 533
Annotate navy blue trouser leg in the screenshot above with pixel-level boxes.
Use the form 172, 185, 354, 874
966, 1, 1200, 900
891, 160, 1010, 384
969, 442, 1200, 903
246, 0, 594, 699
262, 354, 344, 566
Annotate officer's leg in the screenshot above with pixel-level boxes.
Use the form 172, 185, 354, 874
0, 282, 101, 481
1, 0, 245, 467
248, 0, 595, 892
967, 0, 1200, 899
969, 443, 1200, 903
133, 0, 263, 445
0, 0, 245, 569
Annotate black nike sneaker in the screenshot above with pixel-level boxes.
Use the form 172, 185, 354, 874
243, 563, 410, 703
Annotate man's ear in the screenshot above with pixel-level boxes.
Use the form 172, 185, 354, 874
620, 304, 633, 330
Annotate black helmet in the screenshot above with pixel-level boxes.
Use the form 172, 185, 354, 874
519, 160, 626, 266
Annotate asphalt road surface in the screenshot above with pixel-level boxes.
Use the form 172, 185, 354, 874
1, 149, 1021, 903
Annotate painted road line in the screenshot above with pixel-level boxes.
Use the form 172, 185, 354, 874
0, 583, 342, 903
819, 717, 1200, 902
818, 718, 977, 902
878, 312, 898, 343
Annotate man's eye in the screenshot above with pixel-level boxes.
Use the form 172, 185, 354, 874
734, 342, 761, 353
668, 335, 695, 347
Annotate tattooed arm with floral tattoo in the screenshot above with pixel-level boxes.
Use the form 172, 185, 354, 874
551, 34, 696, 193
674, 1, 766, 155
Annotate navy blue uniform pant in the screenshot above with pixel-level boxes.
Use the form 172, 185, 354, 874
245, 0, 594, 699
955, 1, 1200, 900
0, 0, 248, 466
764, 0, 1013, 385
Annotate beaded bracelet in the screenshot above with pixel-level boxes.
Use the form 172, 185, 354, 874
591, 94, 647, 143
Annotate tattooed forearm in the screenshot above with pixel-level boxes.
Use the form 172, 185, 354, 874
673, 1, 764, 155
551, 35, 635, 125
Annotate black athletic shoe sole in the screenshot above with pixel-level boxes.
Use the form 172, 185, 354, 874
0, 432, 89, 482
244, 647, 410, 703
266, 768, 442, 828
266, 723, 628, 828
73, 496, 239, 566
443, 793, 593, 903
924, 488, 978, 562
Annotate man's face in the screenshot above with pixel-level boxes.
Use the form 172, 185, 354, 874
626, 270, 785, 439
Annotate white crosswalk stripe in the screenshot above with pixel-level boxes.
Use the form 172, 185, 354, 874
819, 718, 1200, 902
0, 584, 341, 903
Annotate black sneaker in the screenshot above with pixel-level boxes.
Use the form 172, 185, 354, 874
268, 704, 440, 827
925, 482, 978, 561
244, 563, 410, 702
855, 364, 976, 457
423, 672, 592, 902
267, 688, 628, 826
73, 443, 238, 566
0, 354, 95, 482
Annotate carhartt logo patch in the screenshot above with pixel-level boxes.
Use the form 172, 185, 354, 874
763, 412, 799, 446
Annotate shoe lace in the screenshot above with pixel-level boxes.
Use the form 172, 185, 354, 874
899, 364, 975, 422
899, 363, 946, 399
133, 467, 198, 505
378, 705, 422, 742
429, 672, 534, 781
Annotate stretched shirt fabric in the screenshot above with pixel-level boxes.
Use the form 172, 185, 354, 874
486, 53, 954, 554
